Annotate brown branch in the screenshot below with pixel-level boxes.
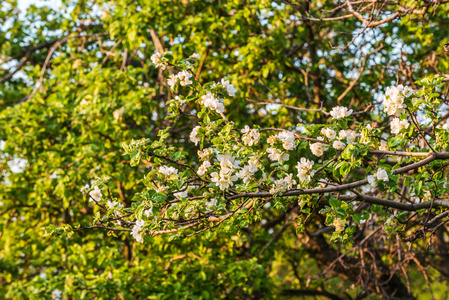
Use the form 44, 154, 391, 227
227, 152, 449, 202
336, 43, 383, 100
1, 54, 30, 83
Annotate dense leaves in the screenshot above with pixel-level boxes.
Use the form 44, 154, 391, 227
2, 0, 449, 299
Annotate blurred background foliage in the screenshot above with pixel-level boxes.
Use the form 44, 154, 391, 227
1, 0, 449, 298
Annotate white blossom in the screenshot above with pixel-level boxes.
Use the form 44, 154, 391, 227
197, 160, 211, 176
155, 185, 168, 194
367, 175, 377, 187
190, 126, 201, 145
80, 99, 89, 106
333, 140, 346, 150
276, 131, 296, 150
267, 147, 290, 164
333, 218, 345, 232
174, 190, 188, 199
159, 165, 178, 176
167, 74, 178, 89
267, 135, 277, 145
321, 128, 336, 140
310, 142, 325, 156
151, 52, 166, 70
248, 156, 260, 168
376, 168, 389, 181
241, 125, 260, 146
197, 149, 211, 160
210, 169, 238, 190
131, 220, 145, 243
236, 165, 258, 183
89, 186, 102, 202
383, 85, 412, 116
107, 200, 124, 209
80, 184, 90, 195
144, 209, 153, 218
338, 130, 358, 144
201, 92, 225, 113
401, 85, 414, 98
217, 153, 240, 170
221, 78, 237, 97
177, 70, 193, 86
242, 125, 250, 134
390, 117, 410, 134
190, 53, 201, 59
296, 157, 315, 182
205, 198, 218, 209
210, 154, 240, 190
379, 140, 388, 151
330, 106, 353, 119
51, 289, 62, 300
113, 107, 125, 120
367, 168, 388, 187
174, 96, 186, 105
270, 173, 296, 194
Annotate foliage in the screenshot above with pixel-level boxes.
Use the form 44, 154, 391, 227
1, 0, 449, 299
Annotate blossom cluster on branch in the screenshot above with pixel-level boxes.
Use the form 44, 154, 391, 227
62, 52, 449, 244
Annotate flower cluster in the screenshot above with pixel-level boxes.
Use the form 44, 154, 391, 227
190, 53, 201, 59
320, 127, 347, 150
390, 117, 410, 134
159, 166, 178, 177
367, 168, 389, 187
267, 147, 290, 164
131, 220, 145, 243
220, 78, 237, 97
333, 140, 346, 150
333, 218, 345, 232
310, 138, 325, 156
168, 70, 193, 89
190, 126, 201, 146
210, 154, 240, 190
107, 200, 124, 210
236, 164, 258, 183
89, 186, 102, 202
241, 125, 260, 146
276, 131, 296, 150
150, 52, 166, 70
383, 85, 413, 116
270, 173, 296, 194
338, 130, 358, 144
198, 148, 212, 160
330, 106, 352, 119
201, 92, 225, 113
321, 127, 336, 140
197, 161, 211, 176
83, 53, 445, 245
205, 198, 218, 210
296, 158, 315, 183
